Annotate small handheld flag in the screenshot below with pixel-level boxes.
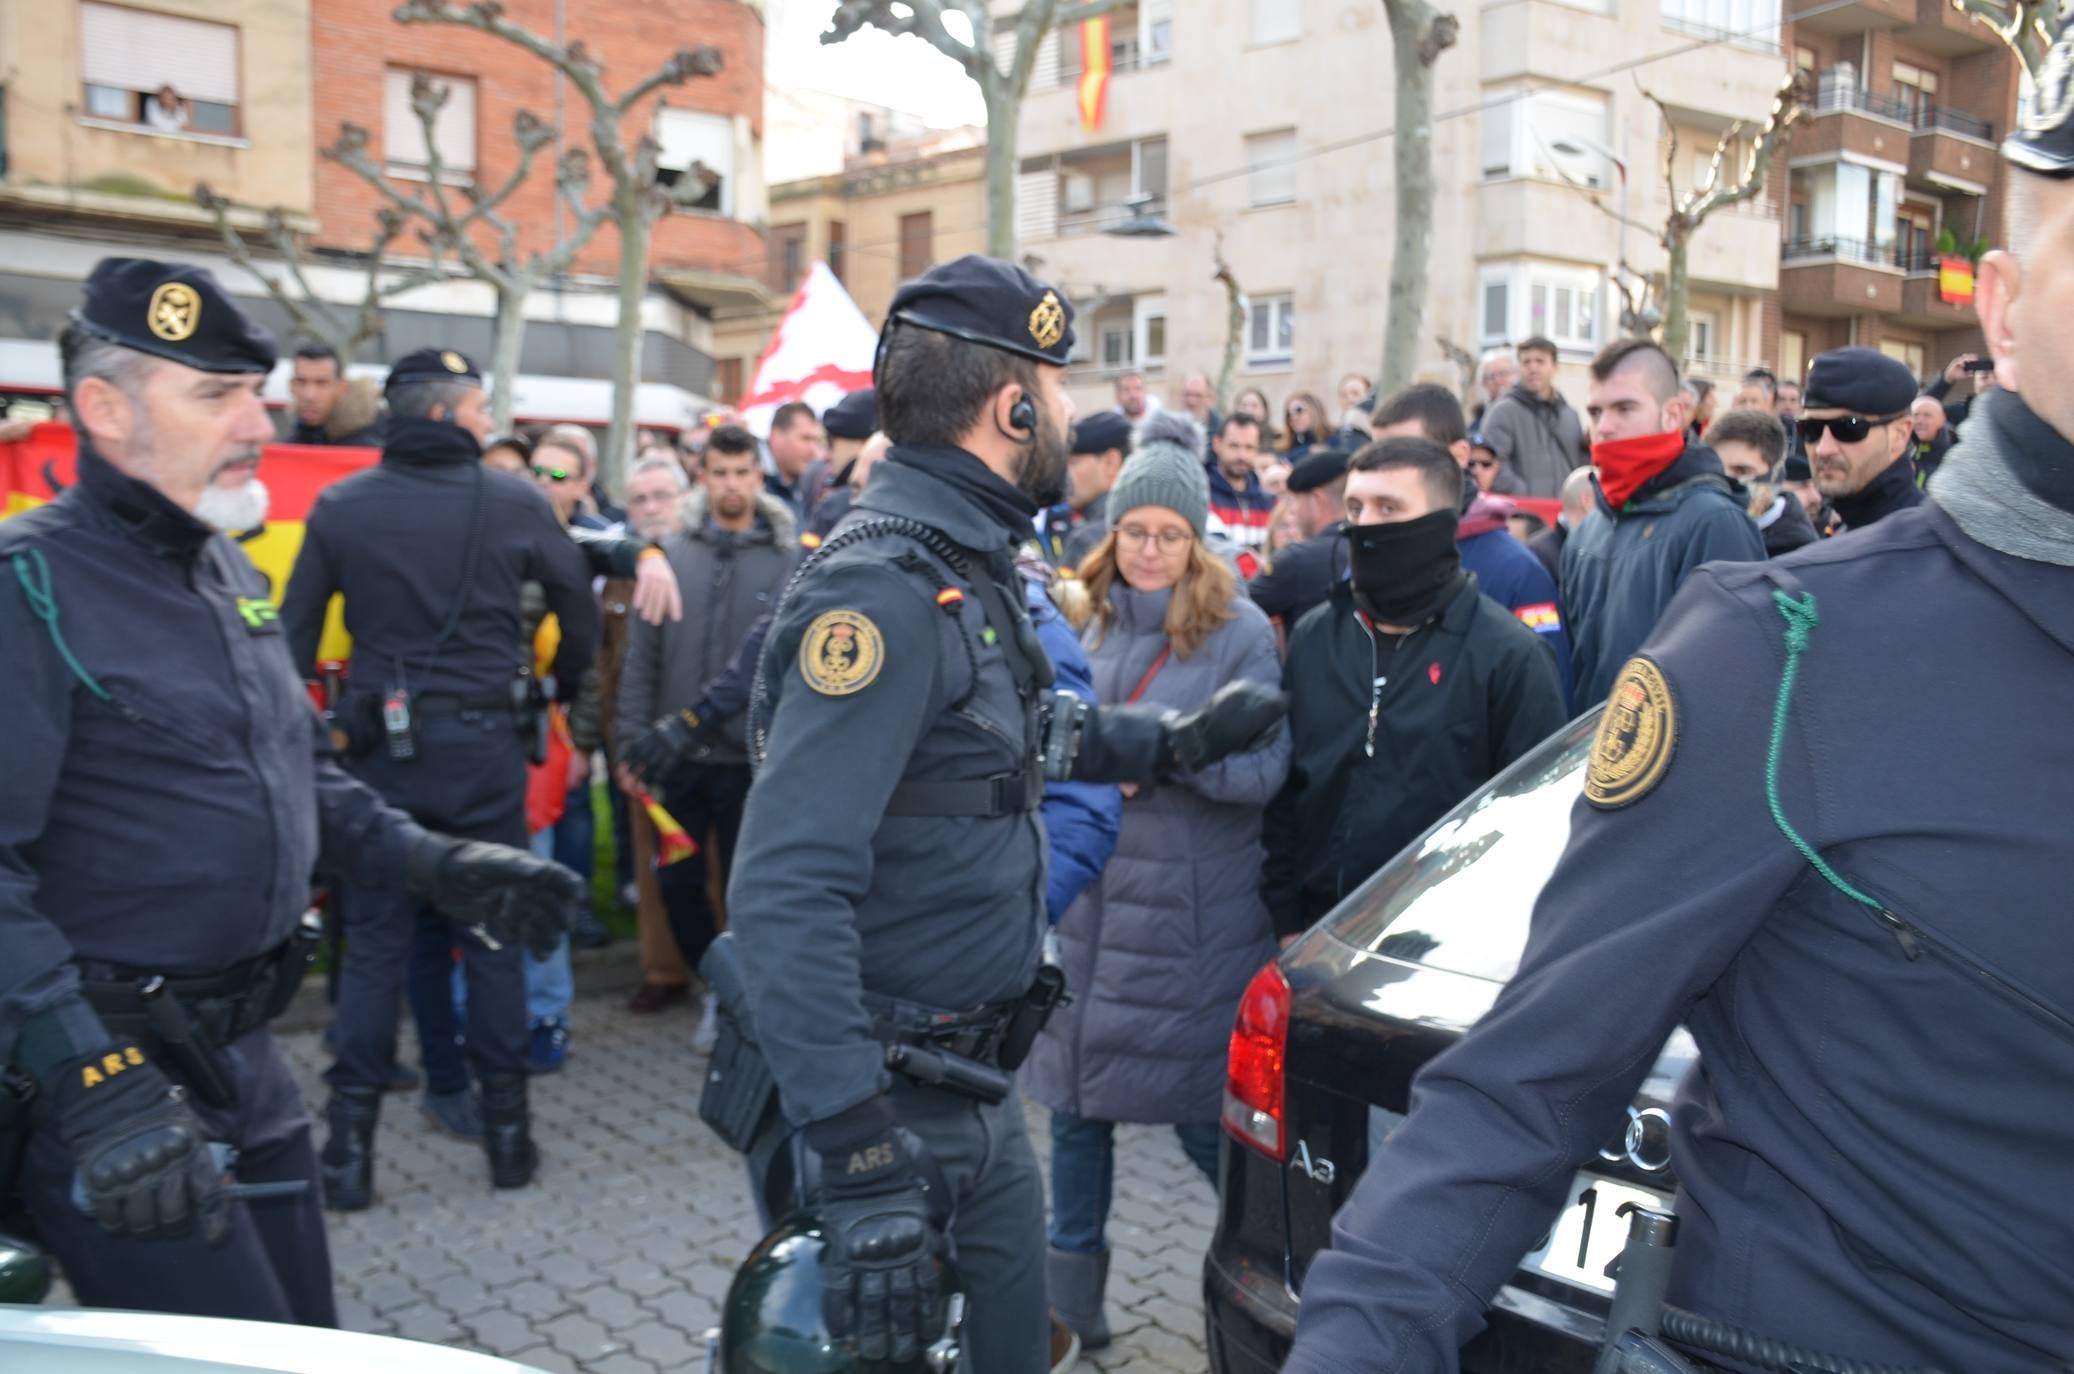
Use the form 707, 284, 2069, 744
640, 790, 699, 867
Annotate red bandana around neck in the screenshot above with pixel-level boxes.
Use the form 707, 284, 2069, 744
1591, 430, 1687, 511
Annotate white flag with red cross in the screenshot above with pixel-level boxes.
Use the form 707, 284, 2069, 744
739, 262, 879, 439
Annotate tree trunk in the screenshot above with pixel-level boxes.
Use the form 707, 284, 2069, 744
605, 198, 651, 499
983, 82, 1018, 259
1379, 0, 1455, 397
1660, 225, 1691, 369
489, 283, 528, 432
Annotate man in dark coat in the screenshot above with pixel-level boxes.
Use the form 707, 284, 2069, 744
1246, 443, 1348, 627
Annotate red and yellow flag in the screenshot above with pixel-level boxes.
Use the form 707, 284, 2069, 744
1076, 17, 1111, 132
639, 789, 699, 867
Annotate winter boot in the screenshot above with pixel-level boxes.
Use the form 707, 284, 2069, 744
1046, 1245, 1111, 1351
481, 1073, 538, 1190
319, 1086, 382, 1212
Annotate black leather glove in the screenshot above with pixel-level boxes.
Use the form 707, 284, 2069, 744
624, 704, 714, 784
48, 1046, 227, 1243
406, 833, 583, 959
807, 1098, 943, 1362
1162, 680, 1288, 773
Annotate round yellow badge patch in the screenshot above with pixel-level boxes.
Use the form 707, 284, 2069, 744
799, 609, 885, 696
147, 282, 201, 343
1585, 656, 1677, 808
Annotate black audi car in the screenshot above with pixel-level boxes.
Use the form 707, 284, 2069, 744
1206, 710, 1697, 1373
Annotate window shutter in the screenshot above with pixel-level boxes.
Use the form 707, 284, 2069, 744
1031, 29, 1060, 91
1015, 170, 1057, 244
80, 2, 239, 105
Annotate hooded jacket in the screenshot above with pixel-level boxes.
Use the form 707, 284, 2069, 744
1476, 384, 1591, 498
1560, 441, 1765, 707
614, 487, 796, 766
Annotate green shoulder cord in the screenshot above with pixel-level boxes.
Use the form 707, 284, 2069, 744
10, 548, 113, 702
1764, 589, 1883, 913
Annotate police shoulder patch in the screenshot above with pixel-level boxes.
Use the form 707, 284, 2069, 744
1585, 656, 1677, 809
798, 608, 885, 696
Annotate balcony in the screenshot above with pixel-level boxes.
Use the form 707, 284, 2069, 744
1910, 0, 2006, 51
1794, 0, 1915, 37
1909, 106, 1997, 192
1780, 237, 1906, 316
1897, 252, 1981, 328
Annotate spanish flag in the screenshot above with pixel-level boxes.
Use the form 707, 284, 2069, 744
640, 789, 699, 867
1077, 17, 1111, 132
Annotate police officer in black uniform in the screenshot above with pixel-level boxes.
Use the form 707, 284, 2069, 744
1284, 66, 2074, 1374
279, 348, 598, 1210
724, 255, 1286, 1372
1246, 444, 1350, 626
0, 260, 576, 1325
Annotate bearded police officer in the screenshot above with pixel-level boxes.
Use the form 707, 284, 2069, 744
722, 256, 1285, 1372
1285, 55, 2074, 1374
279, 348, 597, 1210
0, 260, 576, 1326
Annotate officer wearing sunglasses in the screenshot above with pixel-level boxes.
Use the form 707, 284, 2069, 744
1794, 347, 1925, 532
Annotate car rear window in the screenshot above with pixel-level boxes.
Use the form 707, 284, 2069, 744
1319, 711, 1599, 983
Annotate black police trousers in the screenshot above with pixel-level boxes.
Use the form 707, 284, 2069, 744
325, 711, 529, 1090
19, 1028, 336, 1326
751, 1078, 1047, 1374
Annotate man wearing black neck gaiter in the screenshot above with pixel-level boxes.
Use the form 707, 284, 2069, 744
1287, 57, 2074, 1373
1263, 436, 1565, 939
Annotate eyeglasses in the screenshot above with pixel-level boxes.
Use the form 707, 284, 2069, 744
531, 464, 575, 482
1796, 413, 1905, 445
1115, 525, 1192, 553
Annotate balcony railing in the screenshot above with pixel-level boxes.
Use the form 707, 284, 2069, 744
1812, 83, 1916, 124
1782, 236, 1903, 267
1918, 104, 1993, 142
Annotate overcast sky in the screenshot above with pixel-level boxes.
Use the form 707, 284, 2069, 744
765, 0, 986, 127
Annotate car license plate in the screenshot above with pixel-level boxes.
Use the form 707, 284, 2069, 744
1519, 1174, 1671, 1296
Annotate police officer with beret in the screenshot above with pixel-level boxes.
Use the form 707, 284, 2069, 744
1245, 443, 1350, 626
279, 347, 597, 1210
0, 260, 576, 1325
1284, 55, 2074, 1374
1796, 346, 1927, 533
806, 387, 880, 542
724, 255, 1286, 1372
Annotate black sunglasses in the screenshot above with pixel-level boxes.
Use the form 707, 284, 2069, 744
531, 463, 574, 482
1796, 413, 1905, 445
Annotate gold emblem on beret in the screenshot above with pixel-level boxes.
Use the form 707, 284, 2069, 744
147, 282, 201, 344
1028, 291, 1066, 351
799, 609, 885, 696
440, 350, 469, 374
1585, 657, 1677, 809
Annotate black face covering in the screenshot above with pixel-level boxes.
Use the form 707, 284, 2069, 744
1345, 509, 1464, 625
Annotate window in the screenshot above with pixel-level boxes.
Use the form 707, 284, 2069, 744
1879, 338, 1926, 378
715, 358, 744, 406
1134, 137, 1168, 204
768, 222, 807, 293
1897, 203, 1935, 268
80, 2, 240, 136
1484, 88, 1611, 187
1099, 320, 1134, 368
1892, 61, 1938, 123
899, 211, 934, 281
1063, 171, 1096, 214
828, 221, 847, 284
1141, 0, 1174, 64
1247, 293, 1295, 367
1252, 0, 1302, 44
655, 107, 735, 214
1778, 331, 1806, 386
1689, 315, 1715, 360
1795, 44, 1818, 77
1135, 296, 1168, 370
384, 69, 476, 182
1479, 264, 1602, 352
1661, 0, 1781, 44
1245, 129, 1297, 207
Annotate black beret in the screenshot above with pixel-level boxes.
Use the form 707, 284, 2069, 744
71, 257, 277, 374
2007, 27, 2074, 177
1072, 410, 1132, 455
823, 388, 878, 440
1783, 451, 1812, 482
885, 254, 1075, 368
1286, 446, 1352, 494
1802, 347, 1917, 418
386, 346, 483, 395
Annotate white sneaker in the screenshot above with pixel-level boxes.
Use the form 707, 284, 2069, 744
691, 997, 719, 1055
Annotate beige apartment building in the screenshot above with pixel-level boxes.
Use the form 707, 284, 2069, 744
1008, 0, 1792, 419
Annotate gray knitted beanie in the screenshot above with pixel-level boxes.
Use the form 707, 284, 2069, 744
1107, 410, 1210, 537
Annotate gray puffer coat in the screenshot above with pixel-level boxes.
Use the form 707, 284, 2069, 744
1023, 581, 1289, 1124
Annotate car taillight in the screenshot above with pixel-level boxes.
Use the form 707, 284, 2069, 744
1222, 960, 1289, 1160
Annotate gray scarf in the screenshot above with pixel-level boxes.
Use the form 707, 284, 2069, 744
1930, 389, 2074, 566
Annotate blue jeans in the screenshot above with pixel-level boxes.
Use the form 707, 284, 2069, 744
1047, 1110, 1221, 1253
552, 779, 594, 892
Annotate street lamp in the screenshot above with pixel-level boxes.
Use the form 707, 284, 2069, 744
1102, 194, 1179, 238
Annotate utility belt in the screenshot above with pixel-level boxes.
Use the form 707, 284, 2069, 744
883, 768, 1041, 818
336, 683, 539, 762
70, 913, 324, 1112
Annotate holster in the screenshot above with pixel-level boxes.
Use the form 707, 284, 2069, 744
996, 961, 1069, 1071
696, 933, 781, 1155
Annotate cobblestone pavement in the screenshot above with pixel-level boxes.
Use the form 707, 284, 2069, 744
239, 992, 1223, 1373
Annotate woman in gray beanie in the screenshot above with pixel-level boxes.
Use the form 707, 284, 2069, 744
1029, 409, 1289, 1350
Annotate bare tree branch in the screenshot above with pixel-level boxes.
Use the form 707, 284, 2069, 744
1951, 0, 2054, 76
1681, 78, 1800, 223
1212, 231, 1245, 411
